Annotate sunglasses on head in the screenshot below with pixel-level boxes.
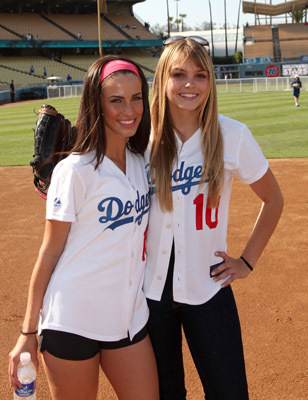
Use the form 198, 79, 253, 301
163, 35, 210, 53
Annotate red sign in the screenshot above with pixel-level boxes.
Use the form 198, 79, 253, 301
265, 64, 280, 77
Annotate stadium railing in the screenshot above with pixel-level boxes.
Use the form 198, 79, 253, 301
47, 84, 84, 99
46, 77, 307, 101
216, 76, 308, 93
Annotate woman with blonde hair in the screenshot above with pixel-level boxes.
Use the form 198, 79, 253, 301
145, 36, 283, 399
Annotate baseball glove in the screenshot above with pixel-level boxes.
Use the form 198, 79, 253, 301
30, 104, 77, 199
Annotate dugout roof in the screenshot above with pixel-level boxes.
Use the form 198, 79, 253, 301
243, 0, 308, 16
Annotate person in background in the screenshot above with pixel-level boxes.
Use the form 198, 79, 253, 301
10, 80, 15, 102
291, 74, 302, 107
29, 65, 35, 74
8, 55, 159, 400
43, 67, 47, 78
67, 73, 72, 82
145, 36, 284, 400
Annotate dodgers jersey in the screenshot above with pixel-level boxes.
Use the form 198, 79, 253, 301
40, 149, 150, 341
144, 114, 269, 305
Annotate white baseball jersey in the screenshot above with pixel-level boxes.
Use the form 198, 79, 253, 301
39, 149, 150, 341
144, 114, 269, 305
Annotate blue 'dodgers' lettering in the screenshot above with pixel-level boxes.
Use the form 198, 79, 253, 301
98, 191, 149, 231
147, 161, 207, 195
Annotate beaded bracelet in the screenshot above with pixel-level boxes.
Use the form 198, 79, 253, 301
240, 256, 253, 272
20, 330, 38, 335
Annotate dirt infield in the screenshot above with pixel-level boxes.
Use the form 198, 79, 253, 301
1, 160, 307, 399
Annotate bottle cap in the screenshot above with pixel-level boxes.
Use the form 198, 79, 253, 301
20, 352, 31, 365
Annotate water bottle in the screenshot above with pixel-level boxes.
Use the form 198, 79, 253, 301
14, 352, 36, 399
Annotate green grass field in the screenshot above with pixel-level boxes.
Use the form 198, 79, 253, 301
0, 91, 307, 166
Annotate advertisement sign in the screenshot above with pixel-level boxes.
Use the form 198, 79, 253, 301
244, 57, 271, 64
282, 63, 308, 76
265, 64, 280, 77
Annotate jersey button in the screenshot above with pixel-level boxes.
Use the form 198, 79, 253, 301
166, 224, 171, 229
157, 275, 162, 280
131, 252, 134, 258
162, 250, 167, 255
129, 280, 133, 286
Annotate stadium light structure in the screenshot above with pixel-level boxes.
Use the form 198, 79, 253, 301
97, 0, 108, 58
97, 0, 102, 57
234, 0, 242, 53
208, 0, 215, 57
224, 0, 228, 56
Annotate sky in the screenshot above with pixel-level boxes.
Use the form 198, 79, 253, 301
133, 0, 287, 30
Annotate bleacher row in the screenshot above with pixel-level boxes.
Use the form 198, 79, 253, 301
0, 12, 160, 87
0, 50, 159, 87
0, 12, 157, 41
243, 23, 308, 60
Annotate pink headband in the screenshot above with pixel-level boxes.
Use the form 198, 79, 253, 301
100, 60, 140, 83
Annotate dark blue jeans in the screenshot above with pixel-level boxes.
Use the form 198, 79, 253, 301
147, 286, 249, 400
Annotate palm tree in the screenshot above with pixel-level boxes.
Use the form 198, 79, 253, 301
166, 0, 171, 37
174, 0, 180, 32
168, 16, 174, 33
289, 9, 306, 23
179, 13, 187, 31
174, 19, 182, 32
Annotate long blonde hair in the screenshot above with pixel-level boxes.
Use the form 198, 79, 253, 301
150, 38, 224, 211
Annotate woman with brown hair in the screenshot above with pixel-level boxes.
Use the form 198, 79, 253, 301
9, 55, 159, 400
145, 37, 284, 399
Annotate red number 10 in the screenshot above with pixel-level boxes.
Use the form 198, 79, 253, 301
193, 194, 219, 230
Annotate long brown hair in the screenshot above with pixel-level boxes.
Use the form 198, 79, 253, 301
150, 38, 224, 211
73, 55, 151, 168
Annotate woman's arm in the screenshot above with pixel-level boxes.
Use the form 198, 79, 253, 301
213, 168, 284, 287
8, 219, 71, 389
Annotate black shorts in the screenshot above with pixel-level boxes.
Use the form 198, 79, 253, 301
39, 326, 148, 361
